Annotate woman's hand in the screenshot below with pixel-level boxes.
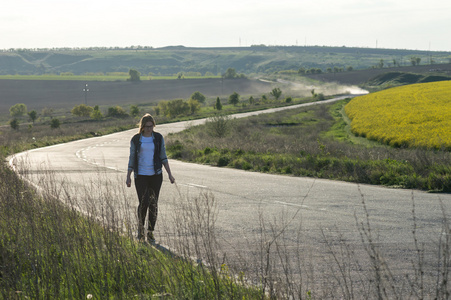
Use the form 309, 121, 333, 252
168, 174, 175, 184
126, 176, 132, 187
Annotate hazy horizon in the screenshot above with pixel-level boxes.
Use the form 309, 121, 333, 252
2, 0, 451, 52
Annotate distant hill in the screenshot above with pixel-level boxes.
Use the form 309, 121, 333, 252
305, 63, 451, 86
1, 46, 450, 76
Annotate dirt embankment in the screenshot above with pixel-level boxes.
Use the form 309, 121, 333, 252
0, 78, 271, 112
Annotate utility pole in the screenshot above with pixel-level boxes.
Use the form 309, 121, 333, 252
83, 83, 89, 105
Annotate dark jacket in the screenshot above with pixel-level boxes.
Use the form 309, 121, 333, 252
127, 132, 168, 177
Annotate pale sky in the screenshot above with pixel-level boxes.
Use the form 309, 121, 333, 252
1, 0, 450, 51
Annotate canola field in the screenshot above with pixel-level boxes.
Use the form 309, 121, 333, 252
345, 81, 451, 150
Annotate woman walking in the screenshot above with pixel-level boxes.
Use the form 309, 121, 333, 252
126, 114, 175, 242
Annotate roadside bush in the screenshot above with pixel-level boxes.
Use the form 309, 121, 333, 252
232, 157, 253, 170
71, 104, 93, 117
9, 119, 19, 130
217, 156, 230, 167
50, 118, 60, 129
90, 108, 103, 120
166, 140, 184, 159
129, 105, 140, 117
205, 114, 232, 138
158, 99, 190, 118
107, 106, 128, 118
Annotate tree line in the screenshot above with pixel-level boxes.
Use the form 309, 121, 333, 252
7, 86, 291, 130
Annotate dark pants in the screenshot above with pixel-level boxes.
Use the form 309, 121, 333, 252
134, 174, 163, 234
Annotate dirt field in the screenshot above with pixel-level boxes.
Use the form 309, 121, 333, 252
0, 78, 271, 112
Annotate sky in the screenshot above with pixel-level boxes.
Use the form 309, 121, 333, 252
1, 0, 451, 52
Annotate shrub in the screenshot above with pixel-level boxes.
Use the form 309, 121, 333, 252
50, 118, 60, 129
71, 104, 93, 117
206, 115, 232, 138
158, 99, 190, 118
130, 105, 140, 117
217, 156, 230, 167
90, 109, 103, 120
9, 119, 19, 130
107, 106, 128, 118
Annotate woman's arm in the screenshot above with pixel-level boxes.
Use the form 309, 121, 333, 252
163, 161, 175, 184
126, 139, 136, 187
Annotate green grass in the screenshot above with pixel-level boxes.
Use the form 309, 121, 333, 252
0, 162, 263, 299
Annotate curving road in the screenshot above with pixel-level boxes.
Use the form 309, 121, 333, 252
8, 95, 451, 294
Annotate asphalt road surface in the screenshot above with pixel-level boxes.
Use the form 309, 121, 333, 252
9, 96, 451, 297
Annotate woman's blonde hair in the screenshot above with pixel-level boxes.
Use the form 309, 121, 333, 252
138, 113, 156, 133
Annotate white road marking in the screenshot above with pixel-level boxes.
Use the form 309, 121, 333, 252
274, 200, 327, 211
275, 200, 310, 208
178, 183, 208, 189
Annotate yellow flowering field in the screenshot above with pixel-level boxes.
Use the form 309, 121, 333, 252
345, 81, 451, 149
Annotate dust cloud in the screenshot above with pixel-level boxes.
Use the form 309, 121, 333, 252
264, 79, 368, 97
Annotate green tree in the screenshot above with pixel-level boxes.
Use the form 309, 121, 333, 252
249, 96, 255, 105
130, 105, 140, 117
215, 97, 222, 110
28, 110, 38, 124
9, 103, 27, 118
228, 92, 240, 106
392, 59, 399, 67
270, 87, 282, 100
190, 91, 206, 104
50, 118, 60, 129
410, 56, 421, 66
188, 99, 201, 114
71, 104, 93, 117
128, 69, 141, 82
223, 68, 237, 79
10, 119, 19, 130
